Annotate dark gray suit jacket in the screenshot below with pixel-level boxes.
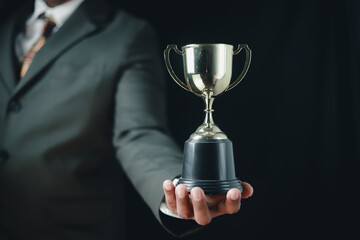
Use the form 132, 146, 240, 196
0, 0, 184, 239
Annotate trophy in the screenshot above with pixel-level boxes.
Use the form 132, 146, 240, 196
164, 43, 251, 194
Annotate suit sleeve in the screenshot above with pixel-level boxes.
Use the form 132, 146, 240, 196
111, 22, 200, 236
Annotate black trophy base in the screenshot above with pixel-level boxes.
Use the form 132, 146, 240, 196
178, 138, 243, 195
178, 178, 243, 195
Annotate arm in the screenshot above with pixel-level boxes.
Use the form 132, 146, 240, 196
111, 22, 254, 236
111, 22, 183, 222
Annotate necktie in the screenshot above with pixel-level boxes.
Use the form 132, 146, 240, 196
19, 14, 56, 78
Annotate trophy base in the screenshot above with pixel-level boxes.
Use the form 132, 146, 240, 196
177, 178, 243, 195
179, 138, 243, 195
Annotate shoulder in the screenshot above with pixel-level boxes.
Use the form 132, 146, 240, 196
83, 0, 155, 39
99, 9, 159, 56
80, 1, 160, 61
108, 9, 155, 40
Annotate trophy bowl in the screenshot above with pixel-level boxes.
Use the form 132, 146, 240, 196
182, 44, 234, 97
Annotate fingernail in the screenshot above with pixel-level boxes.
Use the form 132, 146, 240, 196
230, 190, 240, 200
164, 181, 172, 191
192, 189, 202, 201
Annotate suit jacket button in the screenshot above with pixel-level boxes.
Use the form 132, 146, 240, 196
8, 99, 22, 113
0, 150, 9, 163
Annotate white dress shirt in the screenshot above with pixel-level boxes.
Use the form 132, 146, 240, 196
15, 0, 84, 62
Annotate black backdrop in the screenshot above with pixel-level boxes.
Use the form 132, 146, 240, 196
1, 1, 359, 239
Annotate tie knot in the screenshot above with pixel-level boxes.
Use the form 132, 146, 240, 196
39, 13, 56, 38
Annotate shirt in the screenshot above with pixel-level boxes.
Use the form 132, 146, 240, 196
15, 0, 84, 62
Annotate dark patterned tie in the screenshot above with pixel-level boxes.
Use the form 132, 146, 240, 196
20, 13, 56, 78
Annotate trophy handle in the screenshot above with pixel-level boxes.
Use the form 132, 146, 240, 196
226, 44, 252, 92
164, 45, 191, 92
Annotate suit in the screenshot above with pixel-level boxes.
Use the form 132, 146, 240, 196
0, 0, 183, 239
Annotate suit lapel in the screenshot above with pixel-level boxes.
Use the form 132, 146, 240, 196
0, 1, 33, 94
12, 0, 107, 97
0, 17, 17, 93
0, 6, 32, 94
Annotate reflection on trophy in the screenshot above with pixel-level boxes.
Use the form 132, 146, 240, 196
164, 43, 251, 194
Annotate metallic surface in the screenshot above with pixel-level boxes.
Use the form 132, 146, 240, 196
164, 43, 252, 140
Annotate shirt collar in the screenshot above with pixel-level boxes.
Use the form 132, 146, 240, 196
27, 0, 85, 28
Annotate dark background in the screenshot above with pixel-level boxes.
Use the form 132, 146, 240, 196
1, 0, 359, 239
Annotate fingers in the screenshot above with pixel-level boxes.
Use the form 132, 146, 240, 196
163, 181, 195, 219
211, 188, 241, 218
217, 182, 253, 216
163, 180, 254, 225
175, 184, 193, 219
240, 181, 254, 199
163, 180, 177, 214
190, 187, 212, 225
225, 188, 241, 214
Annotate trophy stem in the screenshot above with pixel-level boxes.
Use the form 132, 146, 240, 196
203, 94, 215, 126
190, 93, 227, 140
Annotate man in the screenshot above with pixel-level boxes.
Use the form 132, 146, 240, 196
0, 0, 253, 239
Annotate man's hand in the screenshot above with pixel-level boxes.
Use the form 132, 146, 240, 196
163, 180, 253, 225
